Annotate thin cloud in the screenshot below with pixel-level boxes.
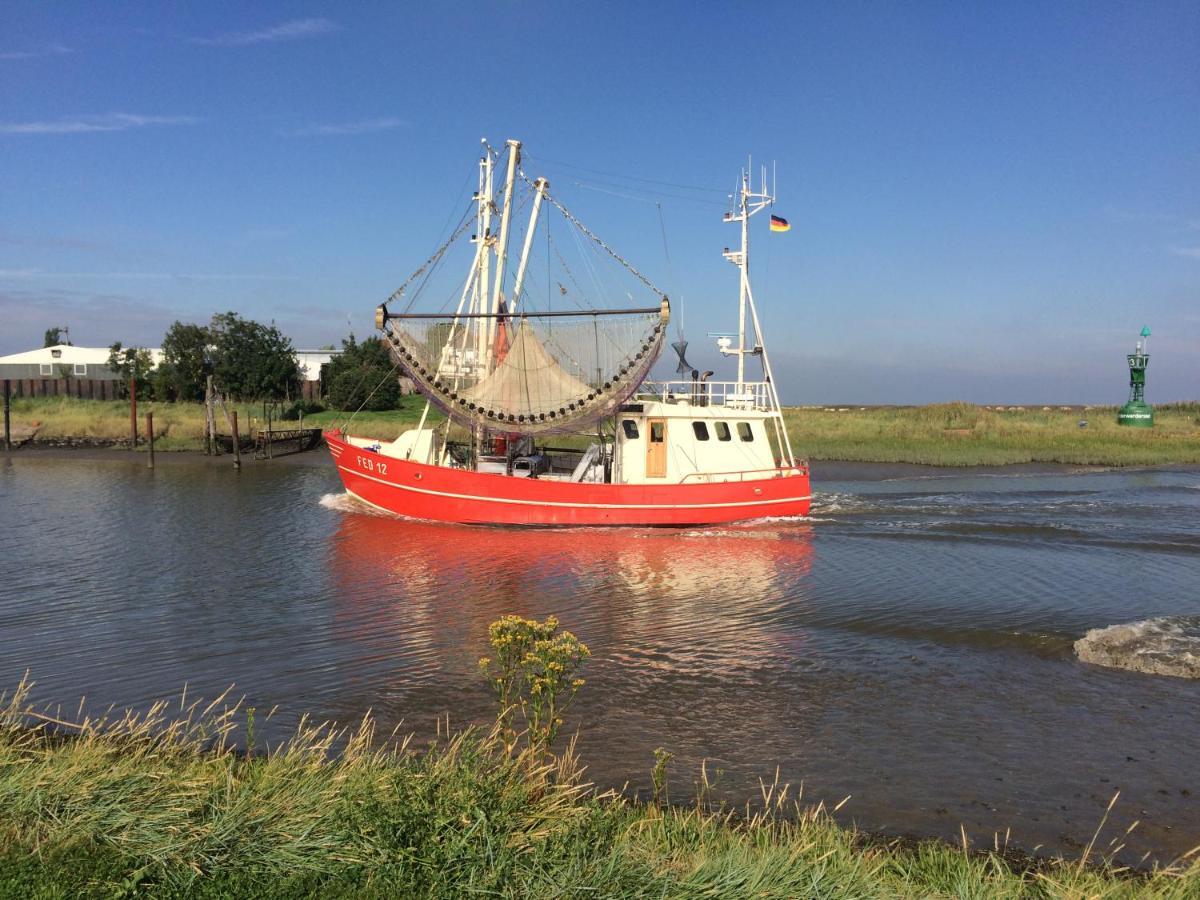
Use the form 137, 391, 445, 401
193, 17, 339, 47
0, 113, 198, 135
0, 268, 297, 282
0, 230, 109, 251
285, 117, 404, 137
1170, 246, 1200, 259
0, 43, 72, 61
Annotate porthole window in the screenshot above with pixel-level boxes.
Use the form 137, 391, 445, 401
622, 419, 640, 439
738, 422, 754, 442
715, 422, 731, 441
692, 421, 710, 441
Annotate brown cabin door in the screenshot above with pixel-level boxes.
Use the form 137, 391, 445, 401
646, 418, 667, 478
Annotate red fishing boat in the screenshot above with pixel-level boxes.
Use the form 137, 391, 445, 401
327, 139, 810, 526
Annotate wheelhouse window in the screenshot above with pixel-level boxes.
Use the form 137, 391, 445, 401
715, 421, 731, 441
622, 420, 640, 439
692, 421, 710, 441
50, 349, 62, 359
737, 422, 754, 442
39, 363, 53, 376
74, 363, 87, 376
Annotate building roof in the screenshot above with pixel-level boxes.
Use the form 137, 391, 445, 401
0, 345, 164, 366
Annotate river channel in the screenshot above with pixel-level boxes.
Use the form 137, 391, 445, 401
2, 452, 1198, 863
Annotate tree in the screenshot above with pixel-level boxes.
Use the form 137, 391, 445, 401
107, 342, 155, 400
209, 312, 300, 401
43, 326, 71, 347
156, 321, 213, 402
325, 335, 399, 411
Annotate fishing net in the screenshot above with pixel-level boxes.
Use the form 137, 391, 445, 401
381, 302, 668, 434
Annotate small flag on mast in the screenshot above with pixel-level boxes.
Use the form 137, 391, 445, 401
769, 214, 790, 233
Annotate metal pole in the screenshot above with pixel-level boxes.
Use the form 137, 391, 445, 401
3, 379, 10, 451
146, 411, 155, 468
737, 171, 749, 392
510, 177, 548, 315
487, 139, 522, 357
231, 410, 242, 470
129, 375, 138, 448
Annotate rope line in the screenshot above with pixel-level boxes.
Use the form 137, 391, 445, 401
381, 207, 475, 312
521, 171, 666, 300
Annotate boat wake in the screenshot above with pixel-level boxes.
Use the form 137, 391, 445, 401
319, 491, 397, 517
1075, 617, 1200, 679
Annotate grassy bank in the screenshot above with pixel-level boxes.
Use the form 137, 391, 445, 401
785, 402, 1200, 466
4, 395, 432, 451
2, 680, 1195, 898
6, 396, 1199, 466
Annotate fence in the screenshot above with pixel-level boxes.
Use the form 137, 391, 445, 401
4, 378, 124, 400
5, 378, 326, 402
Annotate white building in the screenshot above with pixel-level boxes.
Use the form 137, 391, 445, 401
294, 349, 339, 382
0, 345, 164, 381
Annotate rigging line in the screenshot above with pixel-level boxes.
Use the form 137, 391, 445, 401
523, 151, 725, 194
522, 171, 667, 299
340, 358, 401, 432
656, 202, 683, 340
569, 178, 727, 207
403, 207, 475, 313
567, 217, 611, 309
571, 181, 656, 205
546, 231, 593, 313
383, 206, 475, 312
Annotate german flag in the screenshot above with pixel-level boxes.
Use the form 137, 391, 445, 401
769, 214, 790, 233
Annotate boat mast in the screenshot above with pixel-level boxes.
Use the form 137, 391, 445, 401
511, 177, 549, 314
475, 143, 495, 366
487, 139, 522, 362
722, 162, 797, 467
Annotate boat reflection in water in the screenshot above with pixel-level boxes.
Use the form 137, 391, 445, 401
324, 493, 818, 738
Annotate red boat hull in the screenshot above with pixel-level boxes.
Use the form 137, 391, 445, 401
325, 430, 811, 526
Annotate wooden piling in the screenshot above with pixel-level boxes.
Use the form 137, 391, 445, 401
146, 411, 155, 468
205, 376, 215, 456
3, 379, 10, 451
231, 410, 242, 470
129, 376, 138, 448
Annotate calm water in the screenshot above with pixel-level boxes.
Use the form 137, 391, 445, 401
2, 452, 1198, 862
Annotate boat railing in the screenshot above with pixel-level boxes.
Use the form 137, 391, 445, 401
638, 380, 771, 410
676, 465, 806, 484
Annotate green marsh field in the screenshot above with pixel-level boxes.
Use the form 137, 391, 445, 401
7, 396, 1198, 467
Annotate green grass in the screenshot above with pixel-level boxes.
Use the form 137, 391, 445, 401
1, 679, 1196, 898
784, 401, 1200, 466
7, 397, 1200, 466
5, 395, 433, 451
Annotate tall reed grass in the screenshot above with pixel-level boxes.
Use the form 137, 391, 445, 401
2, 676, 1196, 897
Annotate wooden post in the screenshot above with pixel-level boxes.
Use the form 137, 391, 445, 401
3, 379, 10, 452
205, 375, 215, 456
231, 409, 242, 470
146, 411, 155, 468
129, 376, 138, 448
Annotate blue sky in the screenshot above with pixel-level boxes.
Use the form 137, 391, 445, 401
1, 2, 1196, 403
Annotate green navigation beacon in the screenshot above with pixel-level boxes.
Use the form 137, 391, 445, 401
1117, 326, 1153, 427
